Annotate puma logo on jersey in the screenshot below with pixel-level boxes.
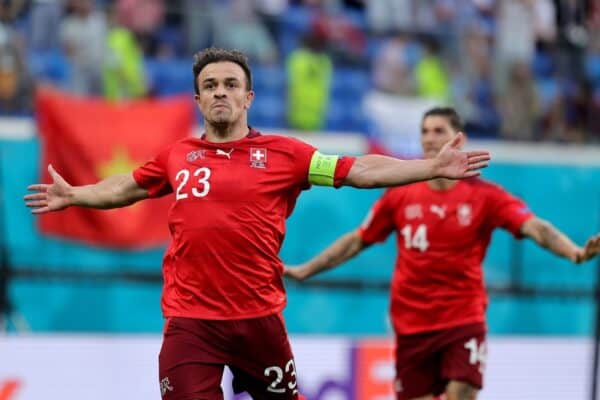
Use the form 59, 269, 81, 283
430, 204, 446, 219
216, 148, 234, 159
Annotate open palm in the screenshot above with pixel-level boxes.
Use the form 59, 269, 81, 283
435, 133, 491, 179
576, 234, 600, 264
24, 164, 73, 214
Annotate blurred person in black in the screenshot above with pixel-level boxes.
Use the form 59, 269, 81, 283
0, 41, 32, 115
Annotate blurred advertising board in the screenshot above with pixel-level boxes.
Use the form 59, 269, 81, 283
0, 335, 591, 400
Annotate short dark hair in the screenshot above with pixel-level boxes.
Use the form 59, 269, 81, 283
422, 107, 464, 132
192, 48, 253, 94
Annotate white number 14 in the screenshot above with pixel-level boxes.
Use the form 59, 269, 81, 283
400, 224, 429, 252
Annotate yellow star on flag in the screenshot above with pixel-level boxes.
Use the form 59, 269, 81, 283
97, 146, 139, 179
96, 146, 142, 212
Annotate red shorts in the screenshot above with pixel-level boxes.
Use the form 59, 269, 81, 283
158, 314, 300, 400
394, 322, 486, 400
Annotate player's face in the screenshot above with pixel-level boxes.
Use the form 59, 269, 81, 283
195, 61, 254, 126
420, 115, 459, 159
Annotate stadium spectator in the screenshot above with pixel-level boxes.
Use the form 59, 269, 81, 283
102, 7, 147, 101
554, 0, 589, 81
372, 32, 414, 96
498, 61, 541, 141
60, 0, 107, 95
212, 0, 278, 65
414, 37, 449, 103
286, 31, 332, 130
365, 0, 414, 33
30, 0, 63, 51
0, 42, 32, 115
115, 0, 165, 56
24, 48, 490, 399
311, 1, 366, 65
285, 106, 600, 400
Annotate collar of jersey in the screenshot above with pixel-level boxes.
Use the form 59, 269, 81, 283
198, 127, 261, 146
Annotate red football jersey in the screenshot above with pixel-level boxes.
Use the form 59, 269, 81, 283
133, 129, 354, 320
359, 178, 534, 334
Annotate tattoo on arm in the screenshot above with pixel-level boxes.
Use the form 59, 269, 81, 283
525, 218, 579, 261
536, 220, 563, 250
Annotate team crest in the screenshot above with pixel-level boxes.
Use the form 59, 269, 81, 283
250, 148, 267, 168
457, 203, 472, 226
186, 149, 206, 162
404, 204, 423, 220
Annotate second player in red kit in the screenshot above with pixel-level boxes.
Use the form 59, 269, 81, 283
286, 107, 600, 400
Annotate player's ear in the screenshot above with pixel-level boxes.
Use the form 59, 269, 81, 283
244, 90, 255, 110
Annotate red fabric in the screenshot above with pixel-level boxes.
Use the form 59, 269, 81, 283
133, 131, 324, 320
359, 179, 533, 334
35, 88, 194, 248
395, 322, 486, 399
333, 156, 356, 188
160, 315, 297, 399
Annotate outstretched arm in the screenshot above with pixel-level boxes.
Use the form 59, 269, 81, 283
284, 230, 368, 281
24, 164, 149, 213
521, 217, 600, 264
343, 133, 490, 188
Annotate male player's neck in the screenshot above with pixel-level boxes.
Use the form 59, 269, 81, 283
204, 118, 249, 143
427, 177, 458, 191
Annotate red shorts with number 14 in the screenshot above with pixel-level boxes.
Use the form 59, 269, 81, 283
394, 322, 487, 399
159, 314, 300, 400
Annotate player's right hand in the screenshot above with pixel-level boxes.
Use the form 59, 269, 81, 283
24, 164, 73, 214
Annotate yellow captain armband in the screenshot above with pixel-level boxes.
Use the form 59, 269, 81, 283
308, 151, 340, 186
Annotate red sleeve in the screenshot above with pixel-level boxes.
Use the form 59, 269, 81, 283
333, 156, 357, 188
289, 137, 317, 188
132, 146, 173, 198
486, 184, 534, 238
358, 190, 396, 244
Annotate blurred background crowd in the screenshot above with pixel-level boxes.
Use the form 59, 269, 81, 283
1, 0, 600, 144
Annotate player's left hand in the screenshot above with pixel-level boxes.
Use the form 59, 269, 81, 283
434, 133, 491, 179
575, 234, 600, 264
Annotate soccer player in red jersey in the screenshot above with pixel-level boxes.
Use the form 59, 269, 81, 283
24, 49, 490, 400
285, 107, 600, 400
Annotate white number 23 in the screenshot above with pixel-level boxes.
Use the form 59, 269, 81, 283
175, 167, 211, 200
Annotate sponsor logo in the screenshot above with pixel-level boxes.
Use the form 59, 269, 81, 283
404, 204, 423, 220
250, 148, 267, 168
186, 150, 206, 162
160, 377, 174, 397
430, 204, 446, 219
216, 148, 234, 159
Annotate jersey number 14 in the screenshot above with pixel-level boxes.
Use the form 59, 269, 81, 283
400, 224, 429, 252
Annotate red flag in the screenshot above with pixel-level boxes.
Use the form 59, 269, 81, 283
35, 88, 195, 248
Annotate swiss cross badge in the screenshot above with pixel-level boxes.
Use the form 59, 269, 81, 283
250, 148, 267, 168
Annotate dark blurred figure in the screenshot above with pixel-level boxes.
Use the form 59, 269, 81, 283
0, 42, 32, 115
0, 0, 28, 25
311, 1, 366, 65
499, 61, 541, 141
554, 0, 590, 81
